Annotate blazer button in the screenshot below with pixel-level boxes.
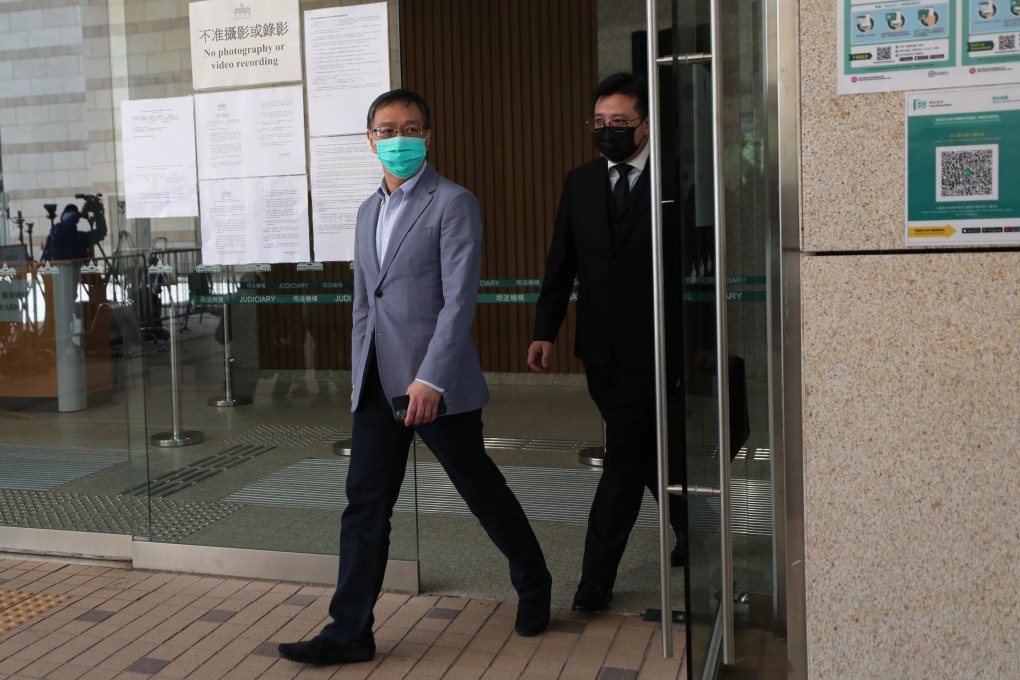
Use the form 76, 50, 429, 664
375, 289, 383, 298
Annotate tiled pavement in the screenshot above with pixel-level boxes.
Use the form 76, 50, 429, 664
0, 558, 686, 680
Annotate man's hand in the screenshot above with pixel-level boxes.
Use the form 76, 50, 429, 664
527, 341, 554, 373
404, 380, 441, 426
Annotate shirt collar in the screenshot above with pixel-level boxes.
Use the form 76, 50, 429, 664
606, 140, 650, 175
376, 161, 429, 201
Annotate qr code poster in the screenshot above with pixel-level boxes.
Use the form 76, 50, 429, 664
906, 85, 1020, 245
935, 144, 999, 201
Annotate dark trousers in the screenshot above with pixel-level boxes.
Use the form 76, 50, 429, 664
322, 358, 550, 644
581, 361, 686, 588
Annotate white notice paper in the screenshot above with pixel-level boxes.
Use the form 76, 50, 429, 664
305, 3, 390, 137
310, 136, 382, 262
200, 175, 310, 265
195, 85, 306, 180
189, 0, 302, 90
122, 97, 198, 219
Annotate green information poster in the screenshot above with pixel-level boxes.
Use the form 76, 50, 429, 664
839, 0, 1020, 94
905, 84, 1020, 245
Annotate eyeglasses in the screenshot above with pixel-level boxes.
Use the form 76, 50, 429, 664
586, 116, 646, 133
371, 125, 429, 139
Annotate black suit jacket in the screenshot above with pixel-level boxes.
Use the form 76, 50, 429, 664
534, 157, 654, 370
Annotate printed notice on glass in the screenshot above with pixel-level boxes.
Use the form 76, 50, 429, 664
200, 175, 310, 264
839, 1, 1020, 93
195, 85, 306, 180
304, 3, 390, 137
121, 96, 198, 219
310, 135, 381, 261
189, 0, 301, 90
905, 85, 1020, 245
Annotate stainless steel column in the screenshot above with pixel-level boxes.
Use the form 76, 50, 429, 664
643, 0, 675, 659
708, 0, 735, 662
149, 261, 203, 447
208, 301, 251, 407
51, 263, 87, 412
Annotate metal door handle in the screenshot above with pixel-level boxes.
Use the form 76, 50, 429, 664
656, 52, 713, 66
667, 484, 722, 498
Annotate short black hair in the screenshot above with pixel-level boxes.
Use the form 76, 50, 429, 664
62, 203, 80, 216
591, 72, 648, 118
366, 88, 432, 130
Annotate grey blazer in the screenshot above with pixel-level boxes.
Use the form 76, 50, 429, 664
350, 162, 489, 415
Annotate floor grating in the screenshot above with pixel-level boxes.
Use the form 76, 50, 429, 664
221, 423, 603, 453
225, 458, 773, 535
220, 424, 343, 448
0, 490, 243, 543
132, 444, 275, 497
0, 446, 125, 490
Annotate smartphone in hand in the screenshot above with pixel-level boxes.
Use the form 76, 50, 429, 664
391, 394, 447, 422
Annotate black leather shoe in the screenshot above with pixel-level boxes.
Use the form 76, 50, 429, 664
277, 634, 375, 665
671, 542, 687, 568
571, 582, 613, 612
515, 582, 552, 637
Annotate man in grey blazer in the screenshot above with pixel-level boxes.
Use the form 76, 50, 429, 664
279, 89, 552, 666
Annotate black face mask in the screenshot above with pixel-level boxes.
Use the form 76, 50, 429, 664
593, 127, 640, 162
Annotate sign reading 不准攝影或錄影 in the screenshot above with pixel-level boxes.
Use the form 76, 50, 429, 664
189, 0, 302, 90
838, 0, 1020, 94
905, 84, 1020, 245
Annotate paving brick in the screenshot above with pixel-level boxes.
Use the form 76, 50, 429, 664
76, 610, 116, 623
40, 663, 91, 680
442, 663, 487, 680
596, 668, 639, 680
0, 562, 697, 680
409, 658, 454, 677
559, 660, 603, 679
488, 652, 529, 673
122, 656, 171, 674
14, 657, 64, 678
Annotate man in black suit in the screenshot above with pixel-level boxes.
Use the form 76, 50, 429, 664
527, 72, 684, 612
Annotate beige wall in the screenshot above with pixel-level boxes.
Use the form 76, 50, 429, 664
0, 0, 96, 247
798, 1, 1020, 677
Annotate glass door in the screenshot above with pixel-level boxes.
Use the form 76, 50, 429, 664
649, 0, 774, 676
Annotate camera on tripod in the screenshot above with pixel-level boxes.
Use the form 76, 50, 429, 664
74, 193, 105, 219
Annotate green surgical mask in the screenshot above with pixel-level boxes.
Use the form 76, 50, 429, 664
375, 136, 427, 178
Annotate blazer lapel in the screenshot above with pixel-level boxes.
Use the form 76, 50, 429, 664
361, 193, 383, 282
379, 164, 437, 279
578, 161, 613, 253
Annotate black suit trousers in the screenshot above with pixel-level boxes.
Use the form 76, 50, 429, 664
581, 360, 685, 587
322, 355, 550, 643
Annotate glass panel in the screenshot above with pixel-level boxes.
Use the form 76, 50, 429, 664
0, 4, 143, 540
136, 262, 409, 555
669, 0, 723, 676
404, 0, 653, 610
104, 0, 416, 560
719, 0, 773, 606
669, 0, 775, 674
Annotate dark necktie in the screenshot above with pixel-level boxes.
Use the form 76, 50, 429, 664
613, 164, 632, 215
